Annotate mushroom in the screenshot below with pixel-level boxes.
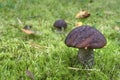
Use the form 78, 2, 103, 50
24, 25, 32, 30
53, 19, 67, 31
22, 25, 34, 34
65, 25, 107, 68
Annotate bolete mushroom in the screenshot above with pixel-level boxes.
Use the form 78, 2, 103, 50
65, 25, 107, 68
24, 25, 32, 30
53, 19, 67, 31
22, 25, 34, 34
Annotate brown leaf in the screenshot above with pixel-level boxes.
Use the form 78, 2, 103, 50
114, 26, 120, 31
76, 10, 90, 18
21, 29, 34, 34
75, 22, 83, 27
26, 70, 34, 80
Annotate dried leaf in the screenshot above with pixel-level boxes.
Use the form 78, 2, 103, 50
21, 29, 34, 34
75, 22, 83, 27
26, 70, 34, 80
76, 10, 90, 18
114, 26, 120, 31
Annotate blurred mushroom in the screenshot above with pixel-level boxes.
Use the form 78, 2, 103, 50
22, 25, 34, 34
53, 19, 67, 31
24, 25, 32, 30
76, 10, 90, 18
89, 0, 93, 3
65, 25, 107, 68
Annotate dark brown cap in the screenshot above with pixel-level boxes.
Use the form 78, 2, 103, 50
53, 19, 67, 30
65, 26, 107, 49
23, 25, 32, 30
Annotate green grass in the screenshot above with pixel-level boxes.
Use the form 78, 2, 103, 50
0, 0, 120, 80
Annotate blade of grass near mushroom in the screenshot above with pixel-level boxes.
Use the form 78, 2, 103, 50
68, 67, 100, 71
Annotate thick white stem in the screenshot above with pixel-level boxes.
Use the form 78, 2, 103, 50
78, 49, 94, 68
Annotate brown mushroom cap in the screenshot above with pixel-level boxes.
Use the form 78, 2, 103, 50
65, 26, 107, 49
53, 19, 67, 30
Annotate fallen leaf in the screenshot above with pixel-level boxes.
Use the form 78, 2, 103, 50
76, 10, 90, 18
114, 26, 120, 31
75, 22, 83, 27
21, 29, 34, 34
26, 70, 34, 80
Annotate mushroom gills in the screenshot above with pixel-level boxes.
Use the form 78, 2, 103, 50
78, 49, 94, 68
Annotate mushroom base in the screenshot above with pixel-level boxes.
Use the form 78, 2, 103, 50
78, 49, 94, 68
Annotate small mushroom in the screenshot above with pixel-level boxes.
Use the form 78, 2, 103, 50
53, 19, 67, 31
22, 25, 34, 34
24, 25, 32, 30
65, 25, 107, 68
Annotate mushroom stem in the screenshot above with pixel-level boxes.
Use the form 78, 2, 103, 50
78, 49, 94, 68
